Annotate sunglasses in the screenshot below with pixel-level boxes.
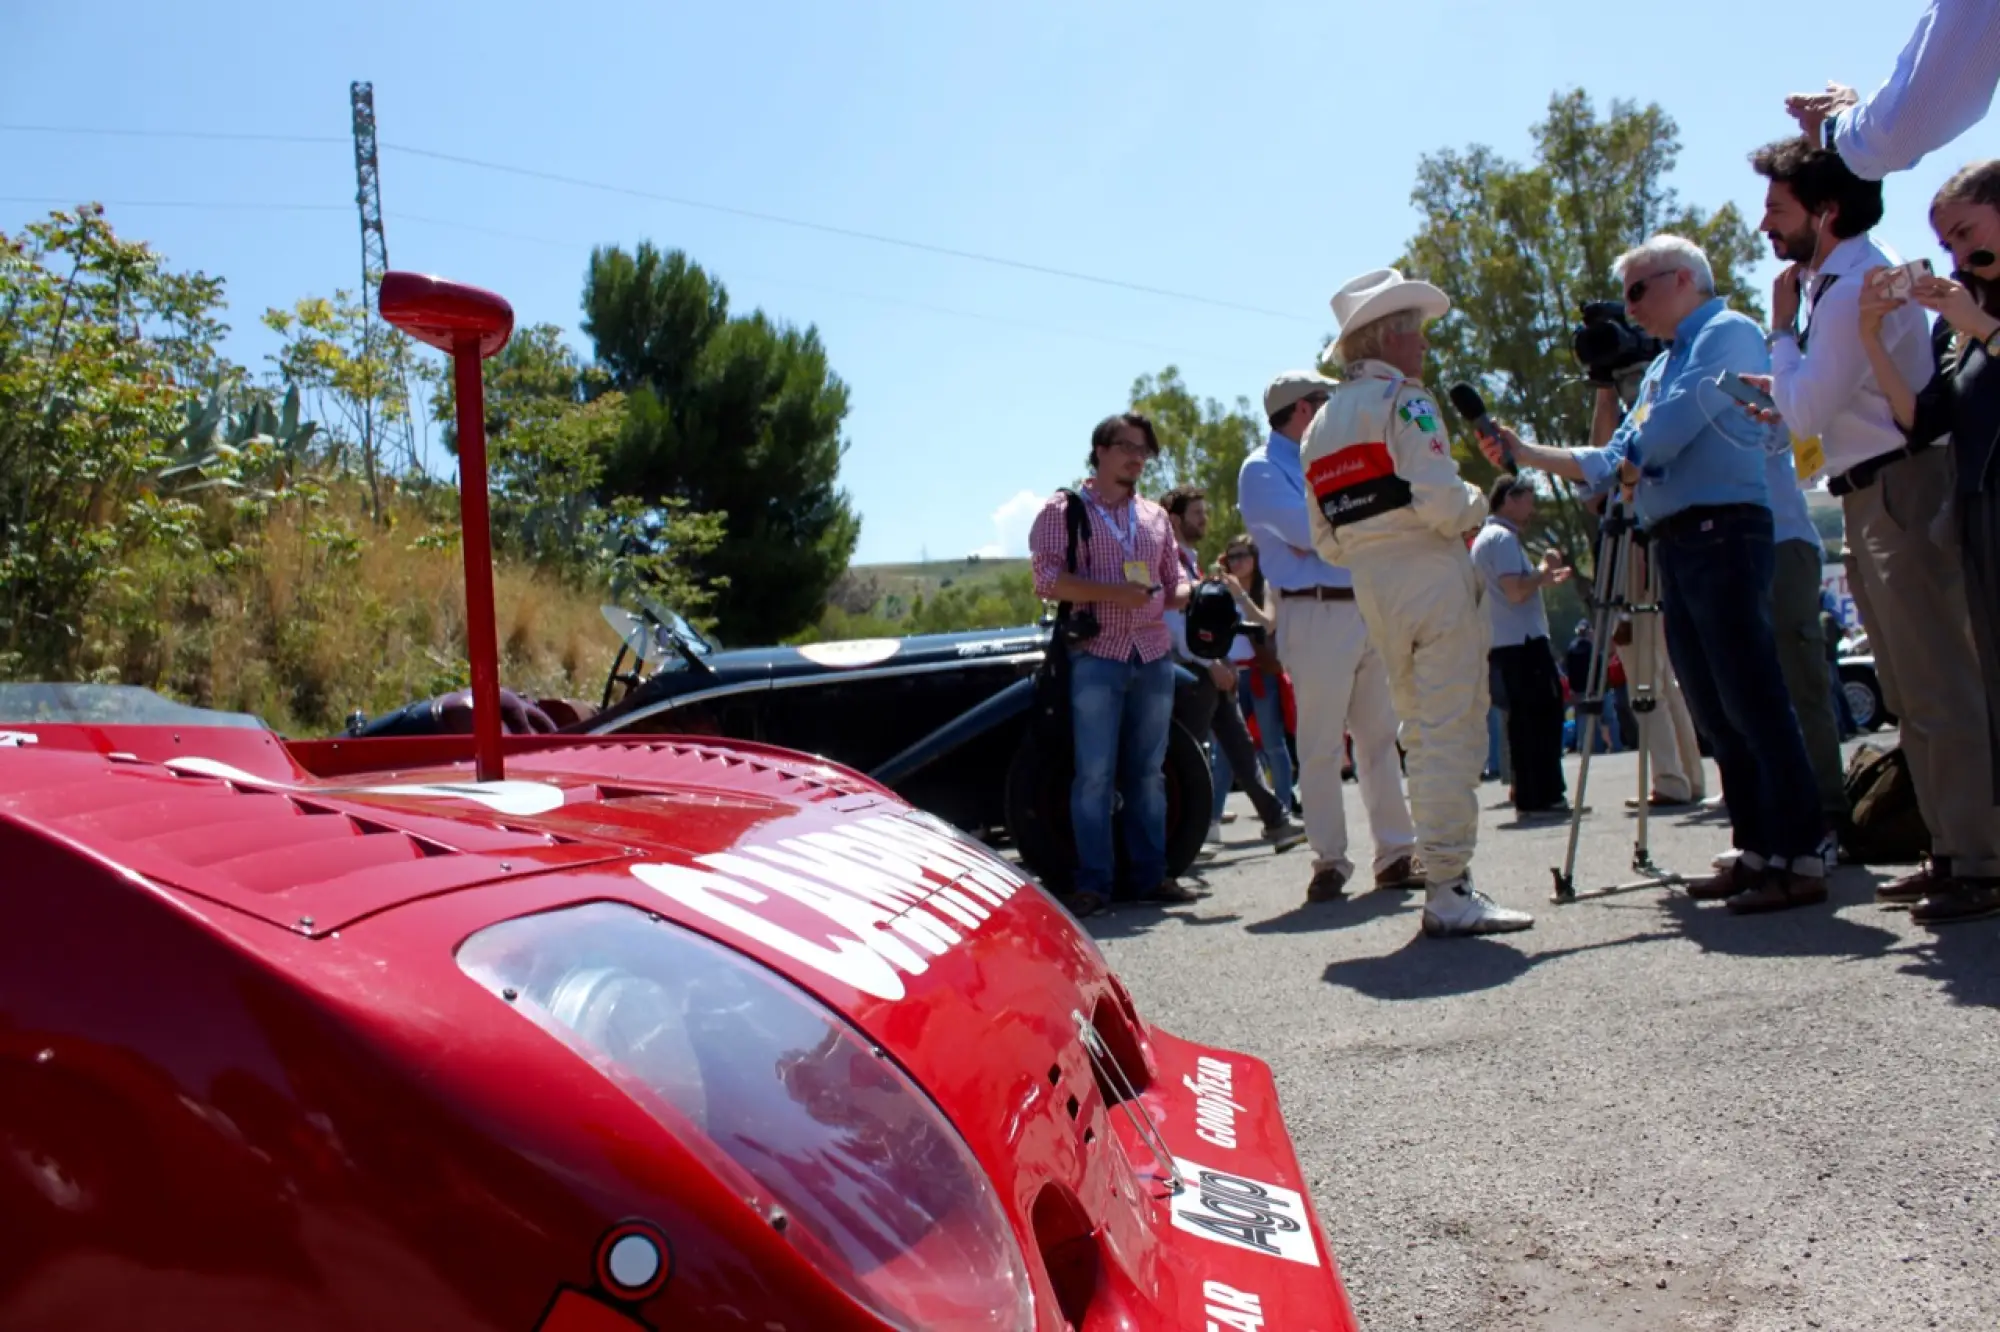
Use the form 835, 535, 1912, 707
1624, 269, 1680, 304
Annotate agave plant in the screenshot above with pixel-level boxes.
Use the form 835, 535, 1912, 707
157, 384, 320, 497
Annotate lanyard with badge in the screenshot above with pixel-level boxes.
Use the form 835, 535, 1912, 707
1088, 493, 1154, 588
1782, 274, 1838, 481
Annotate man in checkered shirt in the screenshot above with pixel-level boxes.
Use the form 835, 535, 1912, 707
1029, 412, 1197, 916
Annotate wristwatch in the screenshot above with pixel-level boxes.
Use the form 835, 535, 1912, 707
1767, 327, 1797, 350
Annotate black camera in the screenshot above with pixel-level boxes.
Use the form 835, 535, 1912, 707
1572, 301, 1665, 384
1061, 608, 1101, 645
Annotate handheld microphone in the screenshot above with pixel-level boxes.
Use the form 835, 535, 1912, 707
1448, 382, 1515, 472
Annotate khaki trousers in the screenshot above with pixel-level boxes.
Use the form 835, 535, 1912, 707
1276, 595, 1416, 881
1845, 447, 2000, 877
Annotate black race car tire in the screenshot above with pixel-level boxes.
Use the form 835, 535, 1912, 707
1003, 718, 1213, 895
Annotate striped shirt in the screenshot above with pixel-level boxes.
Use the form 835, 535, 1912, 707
1028, 479, 1183, 663
1832, 0, 2000, 180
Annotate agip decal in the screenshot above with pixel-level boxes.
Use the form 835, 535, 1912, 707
631, 814, 1031, 1001
1170, 1159, 1320, 1267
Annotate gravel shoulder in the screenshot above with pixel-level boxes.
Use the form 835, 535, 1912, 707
1089, 742, 2000, 1332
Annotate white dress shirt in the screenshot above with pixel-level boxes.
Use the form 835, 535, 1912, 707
1831, 0, 2000, 180
1769, 234, 1936, 480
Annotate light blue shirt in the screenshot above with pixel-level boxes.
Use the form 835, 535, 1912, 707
1572, 298, 1772, 527
1763, 444, 1823, 551
1237, 430, 1353, 591
1830, 0, 2000, 181
1470, 517, 1552, 647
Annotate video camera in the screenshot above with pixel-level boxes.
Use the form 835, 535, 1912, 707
1572, 301, 1665, 384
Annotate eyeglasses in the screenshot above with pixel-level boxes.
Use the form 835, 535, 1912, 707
1223, 551, 1253, 563
1624, 269, 1681, 304
1104, 438, 1152, 454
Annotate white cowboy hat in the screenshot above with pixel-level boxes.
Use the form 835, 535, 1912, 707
1328, 267, 1451, 335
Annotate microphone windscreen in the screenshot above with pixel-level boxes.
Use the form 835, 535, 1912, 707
1447, 382, 1487, 422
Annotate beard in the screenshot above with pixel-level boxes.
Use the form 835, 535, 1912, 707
1767, 226, 1816, 263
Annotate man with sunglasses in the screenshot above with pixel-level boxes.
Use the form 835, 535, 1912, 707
1479, 235, 1831, 916
1238, 369, 1419, 907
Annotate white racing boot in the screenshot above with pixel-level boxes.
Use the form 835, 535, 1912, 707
1420, 875, 1535, 937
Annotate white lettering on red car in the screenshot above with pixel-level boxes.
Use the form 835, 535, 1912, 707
1170, 1158, 1321, 1267
1185, 1055, 1242, 1150
1202, 1280, 1266, 1331
631, 814, 1029, 1002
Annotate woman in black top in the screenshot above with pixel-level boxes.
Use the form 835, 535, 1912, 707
1859, 159, 2000, 843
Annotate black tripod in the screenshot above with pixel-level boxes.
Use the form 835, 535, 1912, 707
1550, 492, 1690, 903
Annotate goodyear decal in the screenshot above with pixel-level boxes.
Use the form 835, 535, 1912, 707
1170, 1158, 1321, 1267
1186, 1055, 1242, 1150
631, 814, 1030, 1002
1398, 395, 1440, 434
1203, 1280, 1267, 1331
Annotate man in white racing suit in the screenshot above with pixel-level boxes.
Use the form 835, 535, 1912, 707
1298, 268, 1535, 937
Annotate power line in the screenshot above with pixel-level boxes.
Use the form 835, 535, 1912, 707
0, 121, 1315, 324
381, 143, 1314, 323
0, 123, 346, 146
0, 196, 346, 212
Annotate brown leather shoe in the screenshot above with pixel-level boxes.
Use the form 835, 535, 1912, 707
1727, 867, 1830, 914
1306, 868, 1349, 902
1685, 857, 1757, 901
1910, 879, 2000, 926
1373, 854, 1422, 891
1876, 860, 1941, 905
1148, 878, 1202, 904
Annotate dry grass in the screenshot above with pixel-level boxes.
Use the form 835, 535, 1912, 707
81, 482, 616, 736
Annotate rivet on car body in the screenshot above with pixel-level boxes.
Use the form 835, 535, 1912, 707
502, 987, 519, 1002
297, 916, 314, 931
499, 861, 513, 872
769, 1208, 788, 1233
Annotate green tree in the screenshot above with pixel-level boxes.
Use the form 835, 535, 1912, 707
262, 289, 433, 519
1128, 366, 1264, 566
582, 242, 860, 644
1398, 89, 1765, 564
0, 206, 231, 675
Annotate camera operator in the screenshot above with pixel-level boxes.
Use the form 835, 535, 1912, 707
1470, 475, 1573, 816
1853, 157, 2000, 924
1742, 137, 2000, 912
1028, 413, 1198, 915
1481, 235, 1830, 914
1302, 268, 1533, 938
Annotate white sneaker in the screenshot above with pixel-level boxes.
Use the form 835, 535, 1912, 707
1206, 820, 1224, 845
1421, 877, 1535, 937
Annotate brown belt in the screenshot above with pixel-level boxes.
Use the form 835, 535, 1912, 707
1278, 586, 1355, 601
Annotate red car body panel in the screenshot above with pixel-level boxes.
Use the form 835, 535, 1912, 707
1, 721, 1359, 1329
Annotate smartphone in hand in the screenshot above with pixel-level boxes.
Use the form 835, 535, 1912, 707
1715, 370, 1776, 412
1881, 258, 1934, 300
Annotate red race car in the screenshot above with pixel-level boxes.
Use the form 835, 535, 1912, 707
0, 274, 1360, 1331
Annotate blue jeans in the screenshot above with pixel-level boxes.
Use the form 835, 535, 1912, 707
1069, 650, 1176, 897
1653, 505, 1826, 861
1236, 669, 1294, 813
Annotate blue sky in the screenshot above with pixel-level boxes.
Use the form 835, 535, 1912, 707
3, 1, 1990, 565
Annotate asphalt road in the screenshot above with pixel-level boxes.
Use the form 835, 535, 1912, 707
1087, 738, 2000, 1332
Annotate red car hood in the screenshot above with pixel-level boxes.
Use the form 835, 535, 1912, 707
0, 726, 1357, 1330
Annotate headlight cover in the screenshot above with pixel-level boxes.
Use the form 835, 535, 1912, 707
458, 901, 1032, 1331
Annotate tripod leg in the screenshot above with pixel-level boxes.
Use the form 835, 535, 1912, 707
1557, 515, 1629, 899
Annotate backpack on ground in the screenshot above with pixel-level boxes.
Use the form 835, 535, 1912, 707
1843, 742, 1931, 864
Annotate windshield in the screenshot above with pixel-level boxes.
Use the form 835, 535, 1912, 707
0, 683, 273, 730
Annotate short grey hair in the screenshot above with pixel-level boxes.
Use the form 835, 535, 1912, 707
1611, 234, 1715, 297
1334, 308, 1424, 369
